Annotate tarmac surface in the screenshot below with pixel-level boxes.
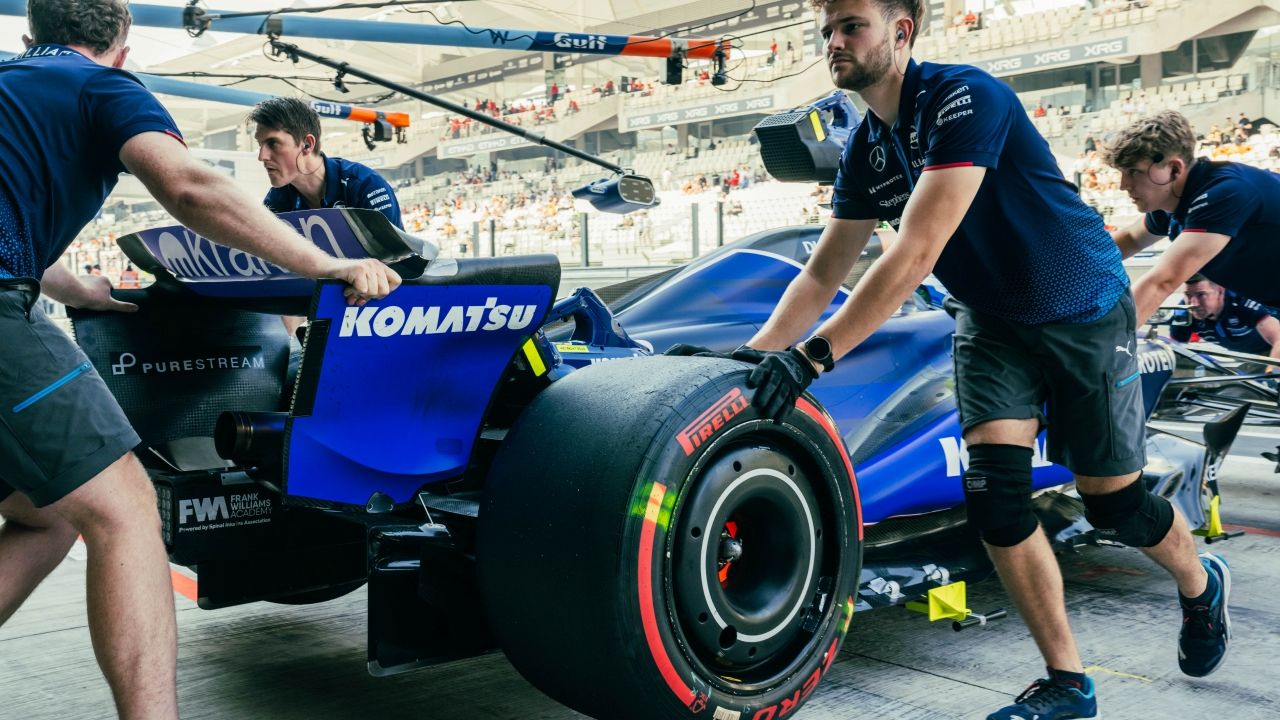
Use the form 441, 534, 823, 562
2, 418, 1278, 719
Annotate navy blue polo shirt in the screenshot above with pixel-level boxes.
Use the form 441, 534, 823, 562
1169, 291, 1277, 355
0, 45, 182, 278
832, 60, 1128, 325
264, 155, 403, 230
1144, 160, 1280, 306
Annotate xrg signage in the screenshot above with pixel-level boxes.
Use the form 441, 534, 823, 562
623, 96, 775, 132
984, 38, 1129, 77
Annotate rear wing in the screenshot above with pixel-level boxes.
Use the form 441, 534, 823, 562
117, 208, 436, 312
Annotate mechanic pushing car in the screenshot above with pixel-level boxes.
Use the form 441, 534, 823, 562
672, 1, 1231, 717
254, 97, 404, 230
250, 96, 406, 395
0, 2, 399, 717
1170, 274, 1280, 363
1108, 110, 1280, 319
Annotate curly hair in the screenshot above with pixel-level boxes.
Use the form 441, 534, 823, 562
808, 0, 927, 47
1102, 111, 1198, 169
27, 0, 131, 55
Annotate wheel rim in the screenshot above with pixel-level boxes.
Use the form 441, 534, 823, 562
671, 440, 830, 682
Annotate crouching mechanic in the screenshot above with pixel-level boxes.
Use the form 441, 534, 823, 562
701, 1, 1228, 717
1171, 274, 1280, 365
250, 97, 405, 399
0, 2, 400, 718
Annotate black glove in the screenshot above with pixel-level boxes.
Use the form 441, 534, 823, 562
665, 343, 729, 358
746, 347, 819, 421
730, 345, 766, 364
665, 344, 768, 362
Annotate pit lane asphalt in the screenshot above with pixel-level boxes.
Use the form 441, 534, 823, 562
2, 419, 1277, 719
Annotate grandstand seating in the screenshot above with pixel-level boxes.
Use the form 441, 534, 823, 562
1026, 72, 1251, 140
915, 0, 1174, 61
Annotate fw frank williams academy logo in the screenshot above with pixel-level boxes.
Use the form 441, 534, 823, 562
110, 347, 266, 376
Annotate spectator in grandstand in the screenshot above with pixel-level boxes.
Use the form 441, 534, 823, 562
118, 263, 139, 289
1084, 134, 1097, 153
1034, 102, 1047, 118
0, 3, 399, 718
1108, 111, 1280, 322
1237, 112, 1253, 134
1169, 274, 1280, 361
769, 37, 778, 65
700, 5, 1227, 720
1073, 152, 1088, 188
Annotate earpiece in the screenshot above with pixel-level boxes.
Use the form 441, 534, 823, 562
303, 141, 312, 151
897, 30, 906, 43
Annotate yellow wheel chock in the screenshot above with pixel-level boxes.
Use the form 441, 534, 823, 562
1193, 494, 1245, 544
904, 582, 1009, 632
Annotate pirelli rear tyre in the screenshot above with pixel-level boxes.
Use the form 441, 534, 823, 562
478, 356, 863, 720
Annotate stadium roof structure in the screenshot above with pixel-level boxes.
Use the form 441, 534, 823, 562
36, 0, 786, 138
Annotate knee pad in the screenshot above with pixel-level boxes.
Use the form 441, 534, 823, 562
1081, 479, 1174, 548
963, 444, 1039, 547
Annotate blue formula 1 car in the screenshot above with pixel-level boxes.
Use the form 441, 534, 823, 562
66, 209, 1243, 720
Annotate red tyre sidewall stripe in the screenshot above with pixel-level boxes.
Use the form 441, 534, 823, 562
795, 397, 863, 540
637, 481, 697, 707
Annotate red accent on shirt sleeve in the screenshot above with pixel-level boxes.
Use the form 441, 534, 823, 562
922, 161, 975, 171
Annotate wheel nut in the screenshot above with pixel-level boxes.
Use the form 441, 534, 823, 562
719, 536, 743, 564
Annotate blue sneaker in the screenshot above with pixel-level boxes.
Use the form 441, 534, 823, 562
1178, 552, 1232, 677
986, 675, 1099, 720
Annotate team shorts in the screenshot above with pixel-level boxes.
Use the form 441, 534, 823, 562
948, 291, 1146, 478
0, 279, 140, 508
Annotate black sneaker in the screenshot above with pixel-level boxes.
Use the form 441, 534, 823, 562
986, 675, 1098, 720
1178, 552, 1232, 677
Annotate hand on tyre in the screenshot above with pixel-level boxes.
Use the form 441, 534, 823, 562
665, 344, 767, 363
746, 348, 818, 421
664, 343, 724, 357
330, 258, 401, 306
